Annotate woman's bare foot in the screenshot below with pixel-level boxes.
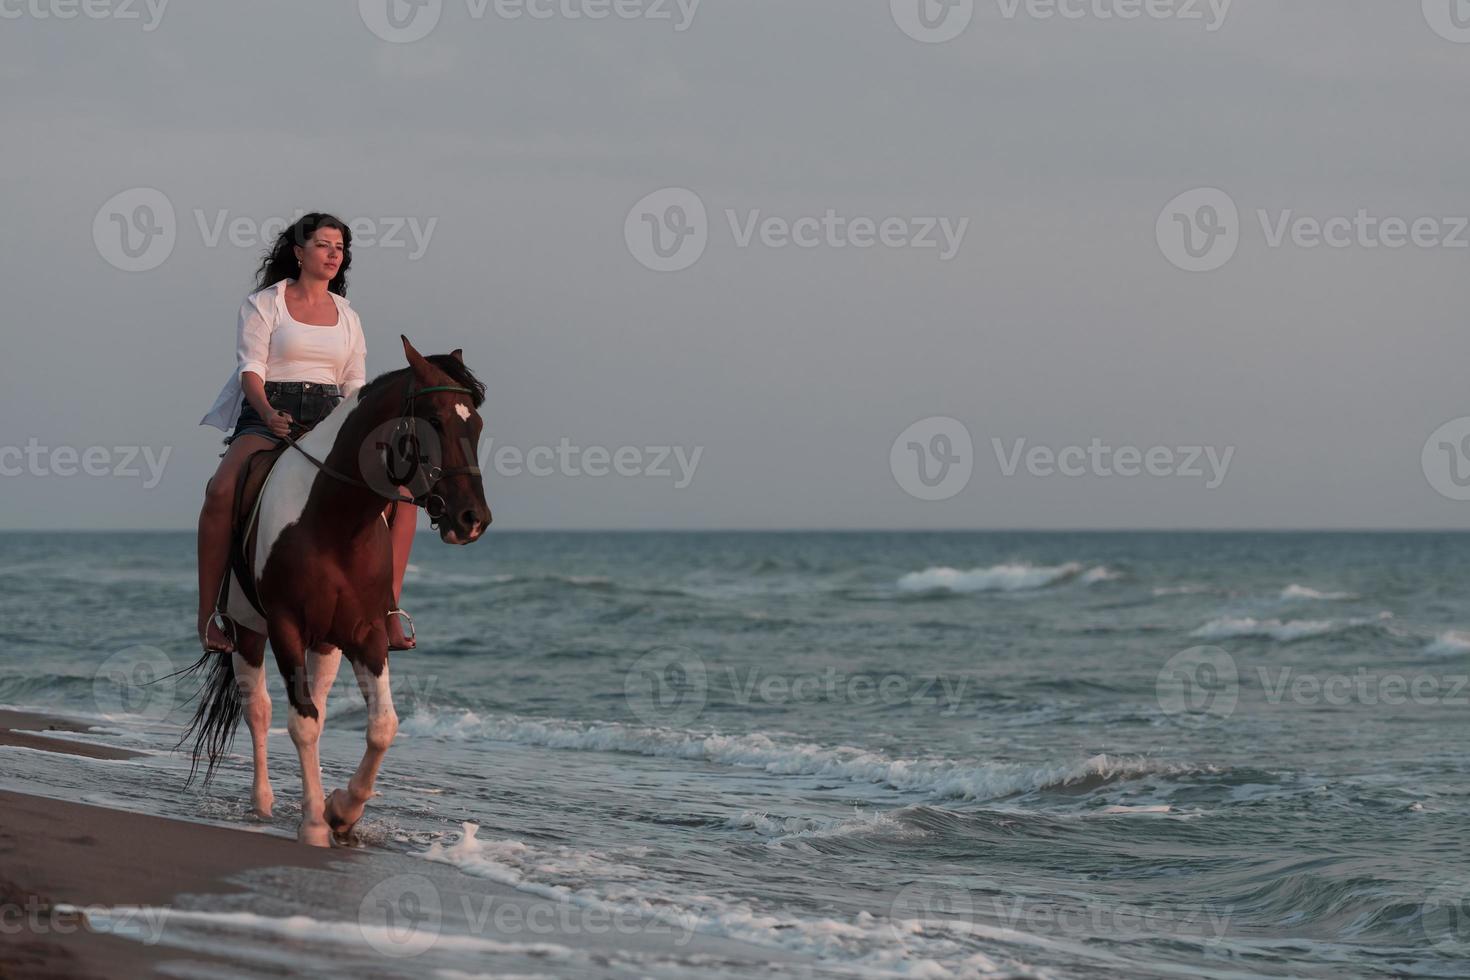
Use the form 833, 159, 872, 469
199, 613, 236, 654
386, 609, 415, 651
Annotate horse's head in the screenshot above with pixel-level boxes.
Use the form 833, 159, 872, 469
398, 335, 492, 545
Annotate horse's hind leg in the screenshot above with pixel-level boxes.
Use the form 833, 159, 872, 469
325, 646, 397, 843
233, 628, 273, 819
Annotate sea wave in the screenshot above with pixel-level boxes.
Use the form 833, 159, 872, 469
1191, 612, 1392, 643
399, 709, 1192, 802
1280, 584, 1356, 601
1152, 584, 1215, 597
425, 822, 1024, 976
897, 562, 1113, 595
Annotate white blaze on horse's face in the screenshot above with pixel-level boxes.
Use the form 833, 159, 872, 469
454, 403, 471, 422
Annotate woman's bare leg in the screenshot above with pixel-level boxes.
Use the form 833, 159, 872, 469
197, 435, 278, 650
385, 494, 418, 649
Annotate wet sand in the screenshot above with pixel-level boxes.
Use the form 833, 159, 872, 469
0, 710, 144, 761
0, 709, 340, 978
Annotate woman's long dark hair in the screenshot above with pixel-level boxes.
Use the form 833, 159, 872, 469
254, 212, 352, 296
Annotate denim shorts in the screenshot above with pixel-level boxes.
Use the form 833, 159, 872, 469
226, 381, 342, 446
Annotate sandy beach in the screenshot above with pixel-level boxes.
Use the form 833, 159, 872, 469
0, 708, 809, 979
0, 710, 341, 978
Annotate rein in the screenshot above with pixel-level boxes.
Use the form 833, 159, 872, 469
283, 381, 482, 528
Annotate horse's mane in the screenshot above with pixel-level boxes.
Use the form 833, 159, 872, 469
360, 354, 487, 407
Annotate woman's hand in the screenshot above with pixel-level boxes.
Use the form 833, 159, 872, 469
267, 409, 295, 438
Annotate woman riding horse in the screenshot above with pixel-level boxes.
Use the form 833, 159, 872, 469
197, 213, 417, 654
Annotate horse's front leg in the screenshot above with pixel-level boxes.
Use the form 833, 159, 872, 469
233, 628, 273, 819
308, 643, 342, 728
271, 618, 335, 846
325, 633, 396, 843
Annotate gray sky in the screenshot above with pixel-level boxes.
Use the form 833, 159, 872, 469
2, 0, 1469, 530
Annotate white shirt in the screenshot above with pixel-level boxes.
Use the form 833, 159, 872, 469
200, 279, 368, 432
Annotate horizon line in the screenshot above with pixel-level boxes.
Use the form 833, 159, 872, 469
1, 527, 1467, 535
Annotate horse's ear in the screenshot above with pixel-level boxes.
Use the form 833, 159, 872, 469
450, 348, 464, 363
401, 335, 434, 376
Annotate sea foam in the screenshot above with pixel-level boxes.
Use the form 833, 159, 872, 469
399, 709, 1187, 802
1191, 612, 1391, 643
897, 562, 1112, 594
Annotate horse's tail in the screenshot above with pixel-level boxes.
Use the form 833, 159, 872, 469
174, 650, 241, 786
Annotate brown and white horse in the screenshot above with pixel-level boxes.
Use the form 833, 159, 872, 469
182, 336, 490, 846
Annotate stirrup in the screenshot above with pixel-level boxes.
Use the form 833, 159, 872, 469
202, 610, 237, 654
387, 608, 416, 651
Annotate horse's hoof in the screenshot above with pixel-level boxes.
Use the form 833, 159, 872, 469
324, 789, 362, 845
297, 820, 331, 848
251, 788, 274, 820
330, 824, 360, 847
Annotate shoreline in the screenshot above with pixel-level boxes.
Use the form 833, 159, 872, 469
0, 708, 809, 978
0, 709, 146, 761
0, 709, 343, 978
0, 786, 346, 979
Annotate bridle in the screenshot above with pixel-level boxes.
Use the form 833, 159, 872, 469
384, 383, 483, 525
282, 380, 482, 530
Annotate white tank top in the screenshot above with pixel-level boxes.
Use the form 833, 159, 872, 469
266, 302, 350, 385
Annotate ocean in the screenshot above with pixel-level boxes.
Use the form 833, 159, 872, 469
1, 530, 1467, 978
